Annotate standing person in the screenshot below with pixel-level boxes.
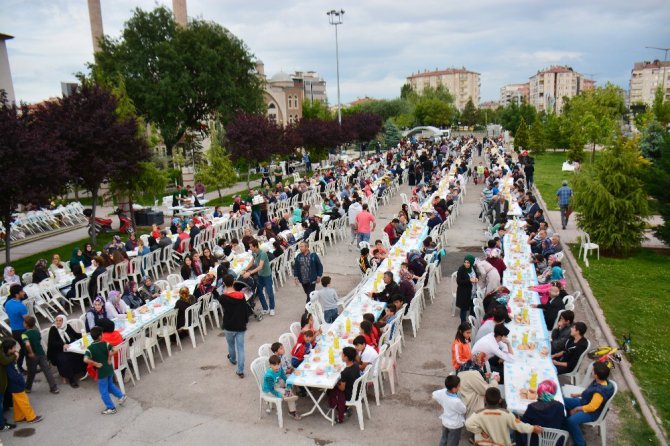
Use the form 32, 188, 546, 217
0, 337, 18, 430
83, 327, 127, 415
22, 316, 59, 394
243, 240, 275, 316
293, 241, 323, 304
260, 164, 271, 188
215, 274, 248, 379
556, 180, 573, 230
355, 203, 376, 245
347, 198, 363, 247
3, 338, 43, 424
5, 285, 28, 372
455, 255, 478, 322
316, 276, 339, 323
524, 156, 535, 189
432, 375, 466, 446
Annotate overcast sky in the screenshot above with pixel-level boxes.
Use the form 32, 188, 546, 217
2, 0, 670, 105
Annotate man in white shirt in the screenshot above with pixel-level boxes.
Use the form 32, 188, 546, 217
473, 307, 507, 344
471, 324, 514, 383
353, 335, 379, 370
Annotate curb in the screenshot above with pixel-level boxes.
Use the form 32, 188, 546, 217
533, 185, 668, 446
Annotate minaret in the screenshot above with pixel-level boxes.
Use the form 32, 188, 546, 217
173, 0, 187, 27
0, 33, 15, 103
87, 0, 104, 53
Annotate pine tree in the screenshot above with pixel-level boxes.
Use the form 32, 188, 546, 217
640, 119, 666, 159
529, 119, 546, 155
572, 136, 650, 255
514, 117, 529, 152
382, 118, 402, 148
646, 131, 670, 244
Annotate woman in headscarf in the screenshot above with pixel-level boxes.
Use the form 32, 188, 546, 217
49, 254, 67, 275
46, 315, 85, 388
515, 380, 566, 446
83, 243, 96, 266
456, 254, 479, 322
2, 266, 22, 286
139, 276, 160, 301
476, 259, 501, 298
193, 273, 215, 299
105, 290, 128, 318
457, 352, 499, 419
122, 281, 144, 309
32, 258, 49, 284
69, 247, 88, 271
65, 264, 88, 300
88, 256, 107, 298
485, 248, 507, 279
174, 287, 194, 336
85, 296, 108, 331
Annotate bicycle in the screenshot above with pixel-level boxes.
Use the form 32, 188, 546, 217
587, 345, 623, 369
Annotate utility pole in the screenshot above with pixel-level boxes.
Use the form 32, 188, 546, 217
327, 9, 345, 126
646, 46, 670, 100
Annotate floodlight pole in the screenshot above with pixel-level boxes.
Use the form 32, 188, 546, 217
328, 9, 345, 126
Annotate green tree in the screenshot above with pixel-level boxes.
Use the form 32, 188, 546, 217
543, 112, 566, 150
572, 136, 650, 255
302, 99, 333, 120
529, 119, 546, 155
343, 98, 411, 122
93, 6, 263, 154
652, 86, 670, 125
400, 83, 413, 100
640, 120, 667, 159
460, 99, 478, 126
414, 98, 455, 127
646, 131, 670, 243
196, 124, 238, 198
382, 118, 402, 148
514, 118, 530, 152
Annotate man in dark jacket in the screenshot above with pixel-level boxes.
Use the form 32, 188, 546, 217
368, 271, 400, 303
534, 285, 565, 329
293, 241, 323, 303
216, 274, 248, 378
550, 310, 574, 354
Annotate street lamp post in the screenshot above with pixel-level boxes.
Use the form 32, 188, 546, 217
327, 9, 344, 126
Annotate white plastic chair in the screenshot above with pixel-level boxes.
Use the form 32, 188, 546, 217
144, 320, 164, 369
402, 292, 422, 337
71, 278, 91, 314
258, 343, 273, 358
583, 380, 618, 446
331, 367, 371, 430
198, 293, 215, 334
561, 361, 594, 397
578, 232, 600, 266
381, 337, 401, 395
367, 343, 388, 406
561, 339, 591, 385
127, 330, 151, 381
113, 340, 135, 395
157, 309, 182, 356
250, 356, 284, 428
180, 300, 206, 348
526, 427, 570, 446
167, 274, 182, 290
278, 332, 296, 355
289, 322, 301, 339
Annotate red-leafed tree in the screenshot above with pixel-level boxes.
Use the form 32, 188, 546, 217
342, 112, 383, 143
297, 118, 343, 161
38, 84, 150, 245
0, 93, 72, 263
226, 112, 289, 187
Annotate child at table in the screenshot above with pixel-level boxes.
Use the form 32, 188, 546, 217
290, 330, 314, 368
296, 313, 320, 345
359, 320, 378, 352
2, 338, 43, 424
270, 342, 293, 375
432, 375, 466, 446
263, 355, 301, 420
328, 347, 360, 424
353, 335, 379, 370
316, 276, 339, 324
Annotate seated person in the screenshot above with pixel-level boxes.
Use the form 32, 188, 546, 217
367, 271, 399, 303
358, 247, 372, 274
465, 387, 541, 446
327, 347, 360, 424
290, 330, 314, 368
352, 335, 379, 370
262, 355, 301, 420
457, 352, 500, 418
532, 284, 565, 329
471, 324, 514, 383
552, 322, 588, 375
359, 320, 378, 352
563, 362, 615, 446
373, 240, 388, 257
516, 380, 566, 446
551, 310, 574, 354
383, 219, 400, 245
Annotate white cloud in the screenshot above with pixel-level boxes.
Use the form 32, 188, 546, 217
1, 0, 669, 104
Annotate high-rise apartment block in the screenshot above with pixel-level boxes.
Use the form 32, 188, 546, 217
528, 66, 594, 114
500, 83, 529, 106
406, 67, 480, 111
629, 60, 670, 106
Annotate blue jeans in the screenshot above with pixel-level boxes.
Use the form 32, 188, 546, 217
439, 426, 461, 446
358, 232, 370, 244
0, 392, 4, 426
252, 210, 262, 229
256, 275, 275, 310
224, 330, 245, 374
564, 397, 598, 446
98, 375, 124, 410
324, 308, 338, 323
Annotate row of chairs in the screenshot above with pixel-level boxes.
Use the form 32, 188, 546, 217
3, 202, 87, 242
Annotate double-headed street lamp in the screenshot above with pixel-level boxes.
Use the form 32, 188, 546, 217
327, 9, 344, 126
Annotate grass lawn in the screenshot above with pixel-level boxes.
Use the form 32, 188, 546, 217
1, 227, 152, 276
533, 152, 578, 211
570, 245, 670, 437
612, 391, 660, 446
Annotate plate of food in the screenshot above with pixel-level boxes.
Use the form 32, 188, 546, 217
519, 388, 537, 401
138, 306, 150, 314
